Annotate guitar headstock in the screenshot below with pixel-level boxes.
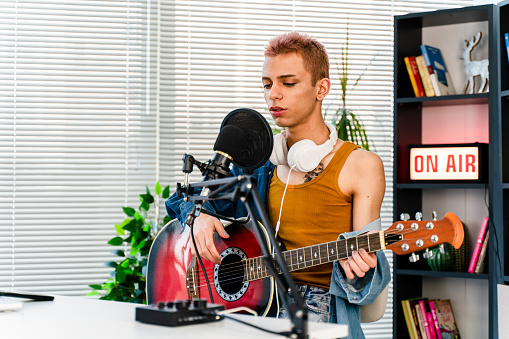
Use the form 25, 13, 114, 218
384, 212, 464, 256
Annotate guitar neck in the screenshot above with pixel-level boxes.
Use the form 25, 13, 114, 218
243, 231, 386, 283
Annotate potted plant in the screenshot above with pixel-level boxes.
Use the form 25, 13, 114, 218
324, 24, 377, 151
88, 182, 171, 303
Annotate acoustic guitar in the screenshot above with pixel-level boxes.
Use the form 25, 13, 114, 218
146, 213, 463, 316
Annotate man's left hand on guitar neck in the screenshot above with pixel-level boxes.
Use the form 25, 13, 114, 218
339, 248, 377, 280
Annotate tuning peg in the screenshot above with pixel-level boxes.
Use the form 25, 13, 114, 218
432, 211, 437, 221
400, 213, 410, 221
423, 248, 433, 259
415, 212, 423, 221
409, 252, 420, 262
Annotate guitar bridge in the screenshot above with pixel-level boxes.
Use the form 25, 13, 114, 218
186, 256, 199, 299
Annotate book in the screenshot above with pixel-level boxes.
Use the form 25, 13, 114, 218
434, 299, 461, 339
415, 303, 428, 339
415, 55, 435, 97
505, 33, 509, 67
420, 45, 456, 96
429, 300, 443, 339
404, 56, 425, 97
468, 217, 489, 273
408, 298, 425, 339
426, 312, 437, 339
474, 229, 489, 273
402, 299, 420, 339
419, 299, 435, 339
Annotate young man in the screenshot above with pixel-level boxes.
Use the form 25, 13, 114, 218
166, 32, 390, 339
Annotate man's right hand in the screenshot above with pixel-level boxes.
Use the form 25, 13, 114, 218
190, 213, 230, 264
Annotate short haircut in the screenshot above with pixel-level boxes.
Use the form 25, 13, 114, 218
264, 31, 329, 85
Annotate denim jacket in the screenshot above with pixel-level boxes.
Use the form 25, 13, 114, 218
165, 161, 391, 337
330, 220, 392, 339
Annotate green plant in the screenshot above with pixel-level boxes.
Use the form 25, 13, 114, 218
88, 182, 171, 303
324, 23, 377, 151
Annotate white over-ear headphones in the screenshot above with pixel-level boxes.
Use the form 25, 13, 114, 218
269, 122, 338, 172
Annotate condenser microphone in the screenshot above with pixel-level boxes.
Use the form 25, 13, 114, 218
220, 108, 273, 173
202, 124, 247, 182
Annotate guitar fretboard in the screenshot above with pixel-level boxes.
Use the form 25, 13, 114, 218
243, 232, 384, 283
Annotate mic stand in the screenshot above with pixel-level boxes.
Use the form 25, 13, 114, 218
181, 175, 308, 339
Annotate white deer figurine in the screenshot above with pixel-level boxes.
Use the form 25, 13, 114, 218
461, 32, 489, 94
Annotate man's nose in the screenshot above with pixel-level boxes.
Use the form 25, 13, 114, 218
269, 83, 282, 100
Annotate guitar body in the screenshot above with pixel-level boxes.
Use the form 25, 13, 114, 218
146, 219, 276, 316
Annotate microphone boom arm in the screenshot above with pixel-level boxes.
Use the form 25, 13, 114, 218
180, 175, 308, 339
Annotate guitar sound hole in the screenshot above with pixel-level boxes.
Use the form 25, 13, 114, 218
217, 254, 244, 295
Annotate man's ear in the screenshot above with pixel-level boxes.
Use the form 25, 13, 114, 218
316, 78, 331, 101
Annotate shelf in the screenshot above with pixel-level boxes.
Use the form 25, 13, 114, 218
396, 183, 488, 189
396, 93, 489, 106
400, 5, 490, 26
394, 4, 501, 338
395, 269, 489, 279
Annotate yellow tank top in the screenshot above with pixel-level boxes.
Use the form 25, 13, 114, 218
268, 141, 360, 289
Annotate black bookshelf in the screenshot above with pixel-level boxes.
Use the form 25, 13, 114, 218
393, 4, 503, 339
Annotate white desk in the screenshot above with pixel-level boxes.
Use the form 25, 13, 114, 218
0, 296, 347, 339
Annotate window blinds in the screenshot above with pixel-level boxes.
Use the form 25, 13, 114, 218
0, 1, 154, 295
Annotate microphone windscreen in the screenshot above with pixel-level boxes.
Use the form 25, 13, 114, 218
213, 125, 247, 159
220, 108, 273, 171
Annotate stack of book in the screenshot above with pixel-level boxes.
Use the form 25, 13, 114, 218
468, 217, 489, 274
401, 298, 461, 339
404, 45, 456, 97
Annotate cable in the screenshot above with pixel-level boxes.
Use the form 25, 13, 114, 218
190, 222, 215, 304
201, 208, 250, 224
275, 164, 295, 237
272, 164, 295, 317
217, 306, 258, 316
214, 313, 293, 338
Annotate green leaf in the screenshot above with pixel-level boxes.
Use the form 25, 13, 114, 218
111, 249, 125, 257
87, 290, 100, 296
89, 284, 103, 290
143, 222, 151, 233
104, 261, 118, 268
131, 233, 139, 247
130, 246, 140, 256
139, 200, 150, 212
121, 218, 133, 227
162, 185, 170, 199
114, 223, 125, 236
108, 236, 124, 246
120, 258, 130, 268
140, 193, 154, 204
155, 182, 161, 195
137, 240, 147, 251
116, 267, 126, 283
123, 207, 136, 217
133, 211, 144, 221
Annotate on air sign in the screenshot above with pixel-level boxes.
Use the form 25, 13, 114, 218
408, 143, 488, 183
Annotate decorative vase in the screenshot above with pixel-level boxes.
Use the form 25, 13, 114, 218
427, 245, 455, 271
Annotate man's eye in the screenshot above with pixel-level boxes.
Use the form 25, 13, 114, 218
263, 84, 272, 89
284, 83, 296, 87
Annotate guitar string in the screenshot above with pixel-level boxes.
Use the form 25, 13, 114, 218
188, 228, 442, 286
189, 226, 433, 275
188, 230, 439, 290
